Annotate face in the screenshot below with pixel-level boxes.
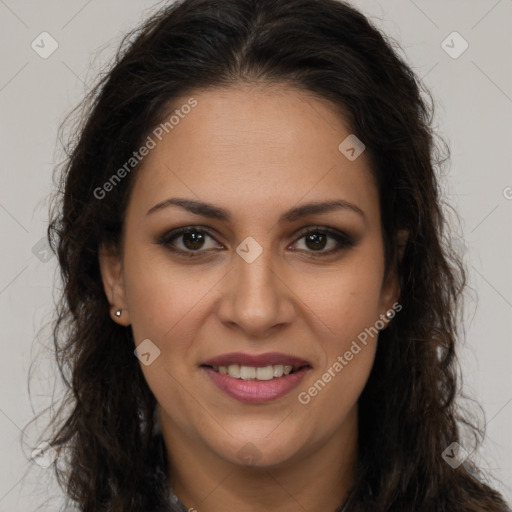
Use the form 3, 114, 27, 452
100, 84, 400, 469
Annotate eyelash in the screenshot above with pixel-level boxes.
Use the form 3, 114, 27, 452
155, 225, 357, 259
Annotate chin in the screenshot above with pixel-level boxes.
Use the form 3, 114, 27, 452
209, 430, 307, 469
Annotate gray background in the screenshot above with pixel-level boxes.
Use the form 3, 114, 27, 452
0, 0, 511, 510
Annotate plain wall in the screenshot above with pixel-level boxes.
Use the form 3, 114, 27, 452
0, 0, 510, 509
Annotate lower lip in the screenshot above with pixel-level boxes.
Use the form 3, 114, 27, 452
201, 366, 311, 403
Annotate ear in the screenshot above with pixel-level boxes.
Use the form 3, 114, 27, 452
379, 229, 408, 326
98, 243, 131, 326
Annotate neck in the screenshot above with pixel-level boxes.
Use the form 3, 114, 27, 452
161, 407, 358, 512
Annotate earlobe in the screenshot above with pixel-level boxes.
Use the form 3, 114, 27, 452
98, 244, 131, 326
109, 306, 130, 325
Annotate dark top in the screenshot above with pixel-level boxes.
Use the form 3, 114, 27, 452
168, 486, 512, 512
168, 486, 355, 511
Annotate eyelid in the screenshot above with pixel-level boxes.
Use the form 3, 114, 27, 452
290, 225, 357, 254
292, 225, 353, 242
155, 225, 223, 255
155, 224, 357, 257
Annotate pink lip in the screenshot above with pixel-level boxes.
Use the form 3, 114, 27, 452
201, 351, 311, 369
202, 366, 311, 403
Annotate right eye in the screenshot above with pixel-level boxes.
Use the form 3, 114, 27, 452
156, 226, 224, 257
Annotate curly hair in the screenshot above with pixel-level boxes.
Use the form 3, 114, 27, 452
25, 0, 510, 510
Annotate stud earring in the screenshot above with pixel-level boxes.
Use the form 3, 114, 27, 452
385, 310, 394, 319
115, 309, 122, 317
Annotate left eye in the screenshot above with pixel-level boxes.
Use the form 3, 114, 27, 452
292, 228, 352, 253
156, 226, 355, 257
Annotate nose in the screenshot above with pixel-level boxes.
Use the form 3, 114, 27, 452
216, 244, 296, 338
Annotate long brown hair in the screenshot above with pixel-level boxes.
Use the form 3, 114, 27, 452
25, 0, 510, 510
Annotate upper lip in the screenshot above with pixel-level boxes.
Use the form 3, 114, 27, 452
201, 352, 312, 369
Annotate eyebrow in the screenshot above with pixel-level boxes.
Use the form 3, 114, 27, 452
146, 197, 366, 223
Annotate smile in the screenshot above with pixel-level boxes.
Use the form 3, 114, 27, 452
200, 351, 312, 402
208, 363, 303, 380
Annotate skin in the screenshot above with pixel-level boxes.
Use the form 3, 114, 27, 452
99, 84, 402, 512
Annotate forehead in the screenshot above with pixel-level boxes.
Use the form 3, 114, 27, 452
127, 85, 379, 224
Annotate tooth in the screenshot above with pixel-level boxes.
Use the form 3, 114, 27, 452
227, 364, 241, 378
273, 365, 284, 378
219, 363, 301, 379
240, 365, 256, 380
256, 366, 274, 380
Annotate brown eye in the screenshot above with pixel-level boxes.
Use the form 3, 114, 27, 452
156, 225, 357, 259
291, 227, 356, 256
156, 227, 222, 256
181, 230, 207, 250
304, 232, 328, 251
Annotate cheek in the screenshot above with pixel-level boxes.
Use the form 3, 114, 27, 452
122, 244, 211, 343
301, 250, 384, 342
121, 245, 204, 422
295, 270, 380, 426
293, 248, 383, 414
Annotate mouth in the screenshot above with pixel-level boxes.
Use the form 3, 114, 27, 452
199, 352, 313, 402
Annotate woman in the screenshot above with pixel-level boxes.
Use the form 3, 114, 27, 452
35, 0, 510, 510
